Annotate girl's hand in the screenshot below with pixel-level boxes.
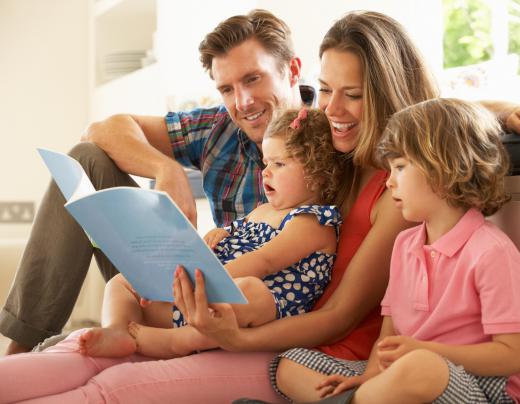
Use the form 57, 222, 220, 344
173, 265, 240, 346
316, 374, 366, 398
203, 228, 231, 249
377, 335, 425, 370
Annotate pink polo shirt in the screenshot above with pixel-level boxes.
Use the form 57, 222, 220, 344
381, 208, 520, 400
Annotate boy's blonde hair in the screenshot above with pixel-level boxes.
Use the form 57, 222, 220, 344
378, 98, 510, 216
264, 108, 345, 205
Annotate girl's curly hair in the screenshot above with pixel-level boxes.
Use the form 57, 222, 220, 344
377, 98, 510, 216
264, 108, 346, 205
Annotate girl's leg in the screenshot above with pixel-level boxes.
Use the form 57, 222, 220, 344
21, 350, 284, 404
232, 276, 278, 327
128, 276, 277, 358
79, 274, 173, 357
353, 349, 449, 404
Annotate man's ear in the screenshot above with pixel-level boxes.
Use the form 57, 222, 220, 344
288, 57, 302, 87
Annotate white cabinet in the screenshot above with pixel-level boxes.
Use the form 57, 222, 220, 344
90, 0, 164, 119
93, 0, 156, 87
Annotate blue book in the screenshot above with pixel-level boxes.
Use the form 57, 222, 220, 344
37, 148, 247, 304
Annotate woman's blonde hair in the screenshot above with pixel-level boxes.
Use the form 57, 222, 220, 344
378, 98, 510, 216
264, 108, 345, 205
320, 11, 439, 205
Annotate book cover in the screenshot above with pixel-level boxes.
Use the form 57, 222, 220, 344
38, 148, 247, 304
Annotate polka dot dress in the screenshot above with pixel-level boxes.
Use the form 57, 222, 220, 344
172, 205, 341, 326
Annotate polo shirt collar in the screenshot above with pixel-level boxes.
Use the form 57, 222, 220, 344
409, 208, 485, 258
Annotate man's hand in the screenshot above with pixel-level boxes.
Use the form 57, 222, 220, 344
154, 161, 197, 227
376, 335, 425, 370
506, 107, 520, 134
203, 228, 231, 249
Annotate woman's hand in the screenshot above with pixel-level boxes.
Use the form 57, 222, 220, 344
173, 266, 241, 349
376, 335, 426, 370
203, 228, 230, 249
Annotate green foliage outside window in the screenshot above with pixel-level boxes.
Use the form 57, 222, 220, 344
510, 0, 520, 73
443, 0, 493, 68
443, 0, 520, 73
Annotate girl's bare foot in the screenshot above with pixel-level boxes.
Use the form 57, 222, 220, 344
128, 322, 192, 359
78, 327, 136, 357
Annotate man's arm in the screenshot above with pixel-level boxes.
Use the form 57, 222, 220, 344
479, 100, 520, 134
82, 114, 197, 225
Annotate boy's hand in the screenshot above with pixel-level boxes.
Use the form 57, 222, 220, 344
377, 335, 425, 370
203, 228, 231, 249
316, 374, 366, 398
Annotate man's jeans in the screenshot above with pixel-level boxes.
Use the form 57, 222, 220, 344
0, 142, 137, 348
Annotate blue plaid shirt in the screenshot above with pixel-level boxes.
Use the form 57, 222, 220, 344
165, 86, 315, 227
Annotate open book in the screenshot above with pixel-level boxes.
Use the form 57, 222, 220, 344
38, 148, 247, 304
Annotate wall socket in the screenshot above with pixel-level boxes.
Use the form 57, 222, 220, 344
0, 202, 35, 223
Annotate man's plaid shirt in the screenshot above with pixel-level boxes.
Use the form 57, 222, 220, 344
165, 86, 315, 227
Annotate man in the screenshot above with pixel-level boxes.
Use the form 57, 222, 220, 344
0, 9, 314, 354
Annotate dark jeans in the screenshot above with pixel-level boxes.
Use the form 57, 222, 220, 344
0, 142, 138, 348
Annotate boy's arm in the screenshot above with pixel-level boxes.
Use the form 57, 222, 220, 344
377, 333, 520, 377
224, 214, 336, 279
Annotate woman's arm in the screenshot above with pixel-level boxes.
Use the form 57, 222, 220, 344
377, 333, 520, 377
224, 214, 336, 279
175, 190, 411, 351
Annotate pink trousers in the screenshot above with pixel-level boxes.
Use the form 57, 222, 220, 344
0, 330, 283, 403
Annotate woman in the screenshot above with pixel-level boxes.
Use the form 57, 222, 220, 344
174, 10, 438, 403
0, 11, 516, 403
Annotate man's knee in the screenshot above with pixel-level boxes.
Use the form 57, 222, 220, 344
68, 142, 114, 171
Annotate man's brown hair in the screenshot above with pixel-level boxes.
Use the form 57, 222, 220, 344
199, 9, 294, 78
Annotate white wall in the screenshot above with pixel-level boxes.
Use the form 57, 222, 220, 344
155, 0, 443, 106
0, 0, 89, 238
0, 0, 443, 240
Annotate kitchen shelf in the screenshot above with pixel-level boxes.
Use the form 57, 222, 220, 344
93, 0, 156, 86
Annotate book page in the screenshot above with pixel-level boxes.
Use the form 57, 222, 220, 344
65, 187, 247, 304
38, 148, 95, 201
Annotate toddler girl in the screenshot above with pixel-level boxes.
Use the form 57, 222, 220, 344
78, 108, 346, 359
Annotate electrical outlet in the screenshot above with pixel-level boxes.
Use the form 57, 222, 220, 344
0, 202, 35, 223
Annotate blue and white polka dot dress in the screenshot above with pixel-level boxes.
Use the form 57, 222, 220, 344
172, 205, 341, 326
